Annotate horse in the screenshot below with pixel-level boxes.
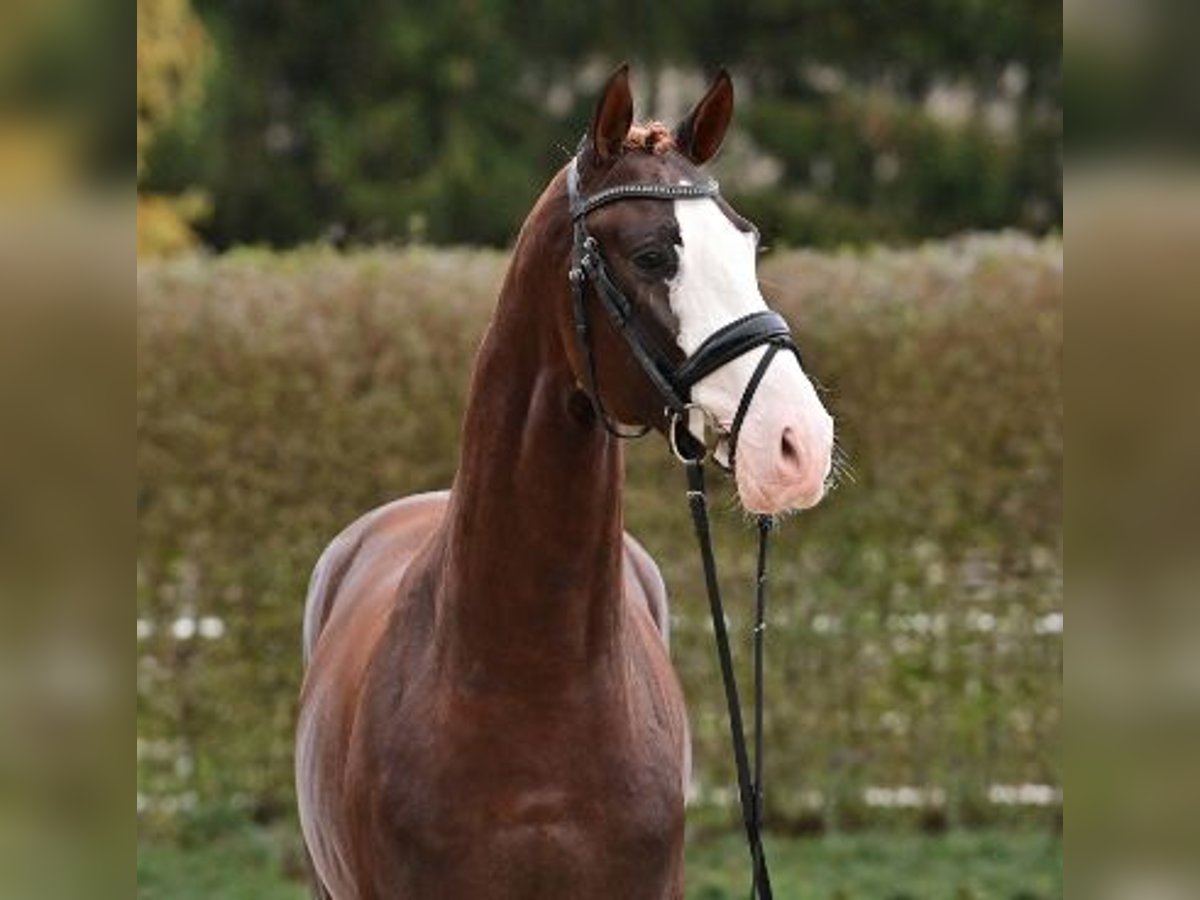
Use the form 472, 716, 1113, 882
295, 65, 834, 900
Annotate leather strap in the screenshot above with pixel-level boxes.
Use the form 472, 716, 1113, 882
750, 514, 773, 900
674, 311, 796, 392
571, 179, 720, 220
581, 242, 690, 413
728, 341, 790, 470
686, 461, 774, 899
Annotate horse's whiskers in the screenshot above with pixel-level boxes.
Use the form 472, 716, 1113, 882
808, 373, 832, 396
823, 441, 855, 494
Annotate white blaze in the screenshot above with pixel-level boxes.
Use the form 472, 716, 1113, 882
668, 199, 834, 512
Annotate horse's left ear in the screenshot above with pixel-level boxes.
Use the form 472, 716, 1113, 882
589, 63, 634, 166
675, 69, 734, 165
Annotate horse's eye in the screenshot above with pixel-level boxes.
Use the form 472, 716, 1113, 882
632, 247, 669, 272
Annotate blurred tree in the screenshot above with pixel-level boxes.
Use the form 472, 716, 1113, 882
146, 0, 560, 247
139, 0, 1061, 249
137, 0, 212, 255
708, 0, 1062, 242
136, 0, 210, 176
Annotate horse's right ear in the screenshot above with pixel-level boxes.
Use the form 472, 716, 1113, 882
588, 63, 633, 167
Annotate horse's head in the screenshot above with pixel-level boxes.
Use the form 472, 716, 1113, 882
561, 66, 834, 516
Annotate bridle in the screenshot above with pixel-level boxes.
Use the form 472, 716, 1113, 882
566, 157, 800, 471
567, 151, 802, 900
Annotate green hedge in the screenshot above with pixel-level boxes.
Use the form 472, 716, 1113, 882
137, 235, 1061, 837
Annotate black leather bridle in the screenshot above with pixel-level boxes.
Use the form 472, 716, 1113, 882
566, 157, 801, 471
566, 152, 805, 900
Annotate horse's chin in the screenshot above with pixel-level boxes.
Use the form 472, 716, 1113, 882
735, 467, 829, 516
739, 480, 825, 513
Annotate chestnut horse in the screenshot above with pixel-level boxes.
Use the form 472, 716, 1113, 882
296, 67, 834, 899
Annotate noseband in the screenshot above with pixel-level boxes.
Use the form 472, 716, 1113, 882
566, 153, 804, 899
566, 157, 801, 469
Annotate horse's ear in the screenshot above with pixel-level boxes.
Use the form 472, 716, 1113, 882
589, 63, 634, 166
675, 69, 734, 165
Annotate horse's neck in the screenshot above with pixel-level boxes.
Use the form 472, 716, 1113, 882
434, 215, 627, 681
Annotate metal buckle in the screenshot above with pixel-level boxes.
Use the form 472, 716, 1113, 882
668, 403, 725, 465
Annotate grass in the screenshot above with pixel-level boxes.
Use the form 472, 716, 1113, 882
137, 826, 1061, 899
686, 830, 1061, 900
138, 825, 304, 900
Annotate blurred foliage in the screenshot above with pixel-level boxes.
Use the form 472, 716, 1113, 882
137, 236, 1062, 836
136, 0, 212, 254
137, 190, 213, 257
137, 0, 1061, 249
136, 0, 211, 176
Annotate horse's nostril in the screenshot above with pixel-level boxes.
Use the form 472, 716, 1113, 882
780, 428, 802, 468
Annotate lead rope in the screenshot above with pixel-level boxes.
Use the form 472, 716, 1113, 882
750, 514, 771, 900
684, 460, 774, 900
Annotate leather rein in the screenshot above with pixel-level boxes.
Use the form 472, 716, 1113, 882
567, 155, 801, 900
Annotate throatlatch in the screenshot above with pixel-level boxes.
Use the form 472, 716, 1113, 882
566, 152, 805, 900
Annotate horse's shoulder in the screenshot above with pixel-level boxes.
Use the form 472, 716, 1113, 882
359, 490, 451, 540
303, 491, 450, 664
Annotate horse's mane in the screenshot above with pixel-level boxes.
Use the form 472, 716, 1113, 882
624, 121, 676, 154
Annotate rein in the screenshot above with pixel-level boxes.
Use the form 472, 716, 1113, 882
566, 155, 801, 899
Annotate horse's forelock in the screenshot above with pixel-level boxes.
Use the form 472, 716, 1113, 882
623, 121, 676, 155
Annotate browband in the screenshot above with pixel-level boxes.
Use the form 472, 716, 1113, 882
571, 178, 721, 220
